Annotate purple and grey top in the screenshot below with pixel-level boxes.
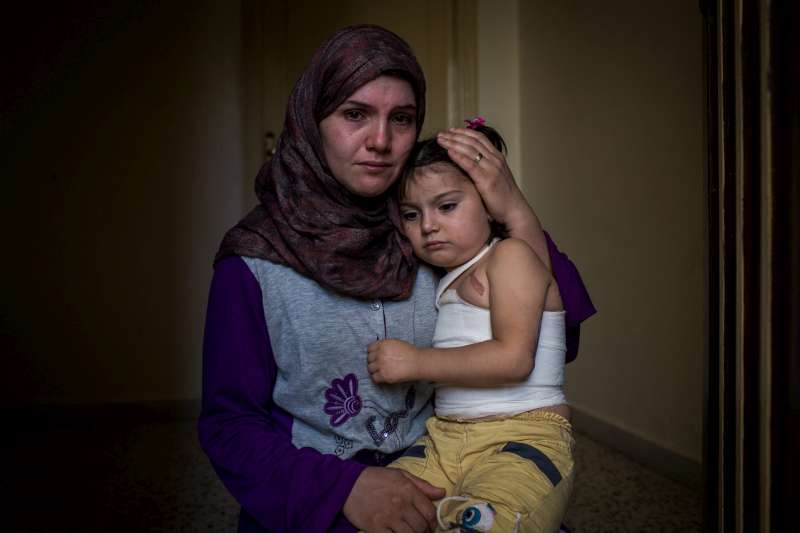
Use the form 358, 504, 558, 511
198, 232, 595, 532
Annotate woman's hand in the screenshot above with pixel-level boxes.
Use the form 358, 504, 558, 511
343, 467, 444, 532
436, 128, 550, 268
436, 128, 531, 225
367, 339, 421, 384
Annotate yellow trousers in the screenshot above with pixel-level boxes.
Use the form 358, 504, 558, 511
389, 410, 575, 533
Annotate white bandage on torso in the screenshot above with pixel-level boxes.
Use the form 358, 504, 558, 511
432, 239, 567, 419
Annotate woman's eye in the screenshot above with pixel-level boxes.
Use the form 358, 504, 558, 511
344, 109, 365, 121
401, 211, 418, 222
439, 202, 457, 213
392, 113, 414, 126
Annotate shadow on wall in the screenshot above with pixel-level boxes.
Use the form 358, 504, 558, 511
0, 2, 247, 407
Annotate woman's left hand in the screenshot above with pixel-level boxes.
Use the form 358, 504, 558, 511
436, 127, 532, 227
437, 127, 549, 268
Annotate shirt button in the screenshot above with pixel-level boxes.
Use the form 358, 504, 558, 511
370, 300, 382, 311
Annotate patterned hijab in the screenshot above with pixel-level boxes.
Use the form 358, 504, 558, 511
215, 25, 426, 300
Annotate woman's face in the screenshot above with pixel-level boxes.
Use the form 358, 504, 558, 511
319, 75, 418, 197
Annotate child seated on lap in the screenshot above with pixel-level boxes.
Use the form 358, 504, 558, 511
368, 123, 574, 533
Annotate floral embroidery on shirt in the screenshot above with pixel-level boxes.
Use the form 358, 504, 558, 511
324, 373, 363, 427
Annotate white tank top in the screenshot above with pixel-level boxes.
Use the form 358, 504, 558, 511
432, 239, 567, 419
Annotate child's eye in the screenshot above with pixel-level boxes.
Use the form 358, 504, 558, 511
392, 113, 414, 126
344, 109, 365, 121
401, 211, 418, 222
439, 202, 457, 213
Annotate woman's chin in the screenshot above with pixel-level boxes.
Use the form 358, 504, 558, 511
347, 178, 396, 198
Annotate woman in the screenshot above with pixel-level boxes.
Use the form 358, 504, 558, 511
199, 25, 594, 532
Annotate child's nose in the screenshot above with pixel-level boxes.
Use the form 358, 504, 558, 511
421, 215, 438, 233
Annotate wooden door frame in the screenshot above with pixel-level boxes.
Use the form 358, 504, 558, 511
703, 1, 799, 530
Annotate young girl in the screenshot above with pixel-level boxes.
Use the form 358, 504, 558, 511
368, 123, 574, 533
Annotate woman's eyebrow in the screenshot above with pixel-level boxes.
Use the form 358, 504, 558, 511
342, 99, 417, 112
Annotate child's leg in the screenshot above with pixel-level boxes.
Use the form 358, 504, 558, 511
436, 412, 575, 533
388, 418, 457, 496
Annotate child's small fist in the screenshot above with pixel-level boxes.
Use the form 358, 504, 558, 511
367, 339, 420, 384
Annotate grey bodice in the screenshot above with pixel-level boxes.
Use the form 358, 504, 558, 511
243, 257, 438, 458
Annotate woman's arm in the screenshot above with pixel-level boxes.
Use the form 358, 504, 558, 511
200, 257, 441, 532
199, 257, 365, 531
368, 239, 550, 386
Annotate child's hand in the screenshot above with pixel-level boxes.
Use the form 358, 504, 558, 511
367, 339, 421, 384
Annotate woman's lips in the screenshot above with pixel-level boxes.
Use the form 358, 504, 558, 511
358, 161, 393, 172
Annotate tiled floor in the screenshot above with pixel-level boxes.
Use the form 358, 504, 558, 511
7, 419, 701, 531
565, 432, 702, 532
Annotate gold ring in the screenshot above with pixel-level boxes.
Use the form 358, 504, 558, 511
474, 152, 484, 164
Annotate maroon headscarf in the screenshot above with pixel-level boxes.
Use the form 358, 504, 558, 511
215, 25, 426, 300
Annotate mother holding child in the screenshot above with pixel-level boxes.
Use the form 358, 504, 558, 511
200, 25, 595, 533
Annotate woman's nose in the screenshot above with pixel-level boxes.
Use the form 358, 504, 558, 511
366, 120, 391, 153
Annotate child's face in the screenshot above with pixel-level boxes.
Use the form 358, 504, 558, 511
400, 163, 492, 270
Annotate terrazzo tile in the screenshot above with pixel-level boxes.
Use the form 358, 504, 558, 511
7, 420, 701, 531
565, 432, 702, 532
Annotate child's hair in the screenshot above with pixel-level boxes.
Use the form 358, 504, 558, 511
398, 123, 508, 237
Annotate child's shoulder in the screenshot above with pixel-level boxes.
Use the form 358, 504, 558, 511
487, 238, 549, 276
490, 237, 540, 261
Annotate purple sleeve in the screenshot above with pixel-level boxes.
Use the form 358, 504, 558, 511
198, 256, 365, 532
545, 231, 597, 363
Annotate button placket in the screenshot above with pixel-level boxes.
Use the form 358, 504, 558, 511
371, 299, 387, 339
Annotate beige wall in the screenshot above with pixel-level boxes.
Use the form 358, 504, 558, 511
510, 1, 706, 462
1, 3, 249, 405
477, 0, 521, 179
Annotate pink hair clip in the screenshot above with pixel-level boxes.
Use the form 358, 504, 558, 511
464, 116, 486, 130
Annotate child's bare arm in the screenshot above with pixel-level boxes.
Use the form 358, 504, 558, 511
367, 239, 550, 386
